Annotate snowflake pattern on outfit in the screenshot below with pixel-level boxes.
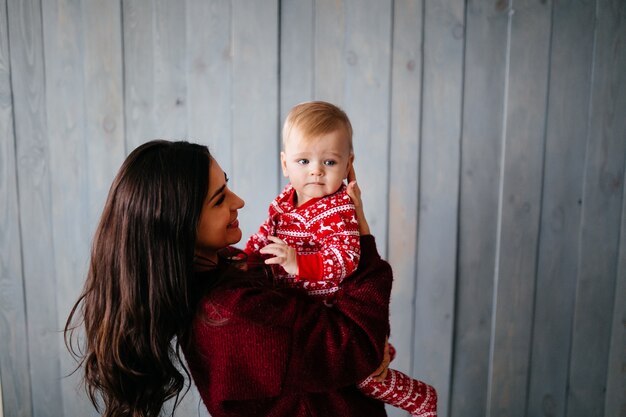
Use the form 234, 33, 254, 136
245, 183, 360, 299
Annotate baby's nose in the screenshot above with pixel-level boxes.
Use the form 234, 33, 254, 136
310, 163, 323, 175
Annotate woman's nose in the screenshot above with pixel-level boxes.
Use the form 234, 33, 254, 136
232, 192, 245, 208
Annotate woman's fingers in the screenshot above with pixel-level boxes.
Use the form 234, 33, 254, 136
346, 180, 362, 207
369, 338, 391, 382
347, 165, 357, 184
346, 165, 363, 209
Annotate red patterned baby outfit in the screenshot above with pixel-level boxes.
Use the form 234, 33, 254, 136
245, 183, 360, 299
245, 183, 437, 417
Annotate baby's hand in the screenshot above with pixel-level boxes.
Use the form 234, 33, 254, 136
259, 236, 298, 276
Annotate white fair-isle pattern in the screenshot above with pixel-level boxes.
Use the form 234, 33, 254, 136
245, 183, 360, 297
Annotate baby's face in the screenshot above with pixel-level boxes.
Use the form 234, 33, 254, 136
281, 127, 353, 207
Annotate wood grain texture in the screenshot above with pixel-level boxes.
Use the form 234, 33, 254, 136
0, 2, 624, 417
606, 162, 626, 417
81, 0, 126, 228
230, 0, 280, 243
314, 0, 392, 249
39, 1, 92, 415
0, 377, 3, 417
386, 1, 423, 416
487, 1, 552, 416
526, 2, 595, 416
314, 0, 347, 106
41, 1, 126, 415
567, 1, 626, 416
123, 0, 187, 152
451, 1, 508, 415
7, 0, 63, 415
186, 0, 232, 171
0, 0, 32, 415
280, 0, 314, 118
414, 1, 464, 415
279, 0, 314, 190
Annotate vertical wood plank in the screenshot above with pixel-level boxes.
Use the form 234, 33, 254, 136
230, 0, 280, 243
451, 1, 509, 416
487, 1, 552, 416
314, 0, 346, 105
0, 0, 32, 415
525, 2, 595, 416
314, 0, 392, 252
279, 0, 314, 190
123, 0, 187, 151
606, 163, 626, 417
387, 1, 423, 416
2, 2, 626, 416
414, 1, 464, 415
186, 0, 232, 169
6, 0, 63, 415
39, 1, 91, 415
123, 0, 154, 150
41, 1, 125, 415
280, 0, 314, 118
81, 0, 126, 229
567, 1, 626, 415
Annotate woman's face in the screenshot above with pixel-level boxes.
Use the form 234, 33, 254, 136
195, 159, 245, 263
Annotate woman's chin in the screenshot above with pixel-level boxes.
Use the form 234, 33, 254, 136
228, 229, 242, 245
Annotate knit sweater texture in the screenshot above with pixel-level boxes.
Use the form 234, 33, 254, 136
184, 235, 391, 417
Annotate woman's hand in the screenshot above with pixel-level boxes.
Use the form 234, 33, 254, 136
368, 337, 390, 382
260, 236, 298, 275
346, 166, 371, 236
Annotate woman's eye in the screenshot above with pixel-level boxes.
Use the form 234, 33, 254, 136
214, 195, 226, 206
324, 160, 336, 166
297, 159, 309, 165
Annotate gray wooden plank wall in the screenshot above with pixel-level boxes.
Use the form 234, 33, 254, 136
0, 1, 624, 417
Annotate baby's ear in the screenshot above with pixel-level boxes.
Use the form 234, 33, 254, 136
280, 152, 289, 177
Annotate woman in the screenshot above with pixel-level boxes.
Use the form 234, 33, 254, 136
66, 140, 392, 417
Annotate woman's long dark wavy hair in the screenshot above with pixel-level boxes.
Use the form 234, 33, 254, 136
65, 140, 213, 417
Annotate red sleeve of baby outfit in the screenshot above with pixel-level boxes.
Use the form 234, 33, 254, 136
296, 252, 324, 281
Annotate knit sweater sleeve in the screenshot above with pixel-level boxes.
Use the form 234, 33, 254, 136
285, 235, 389, 392
188, 235, 391, 403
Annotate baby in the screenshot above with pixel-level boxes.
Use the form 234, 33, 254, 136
245, 101, 437, 417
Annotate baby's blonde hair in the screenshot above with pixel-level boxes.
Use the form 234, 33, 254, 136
282, 101, 353, 153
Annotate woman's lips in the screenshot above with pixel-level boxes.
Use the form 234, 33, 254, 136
228, 219, 239, 228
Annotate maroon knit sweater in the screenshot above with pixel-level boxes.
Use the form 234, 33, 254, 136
184, 235, 391, 417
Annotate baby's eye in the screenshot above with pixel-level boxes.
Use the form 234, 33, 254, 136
297, 159, 309, 165
324, 160, 337, 166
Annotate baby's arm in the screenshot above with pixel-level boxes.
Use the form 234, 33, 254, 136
244, 214, 274, 265
260, 207, 360, 282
